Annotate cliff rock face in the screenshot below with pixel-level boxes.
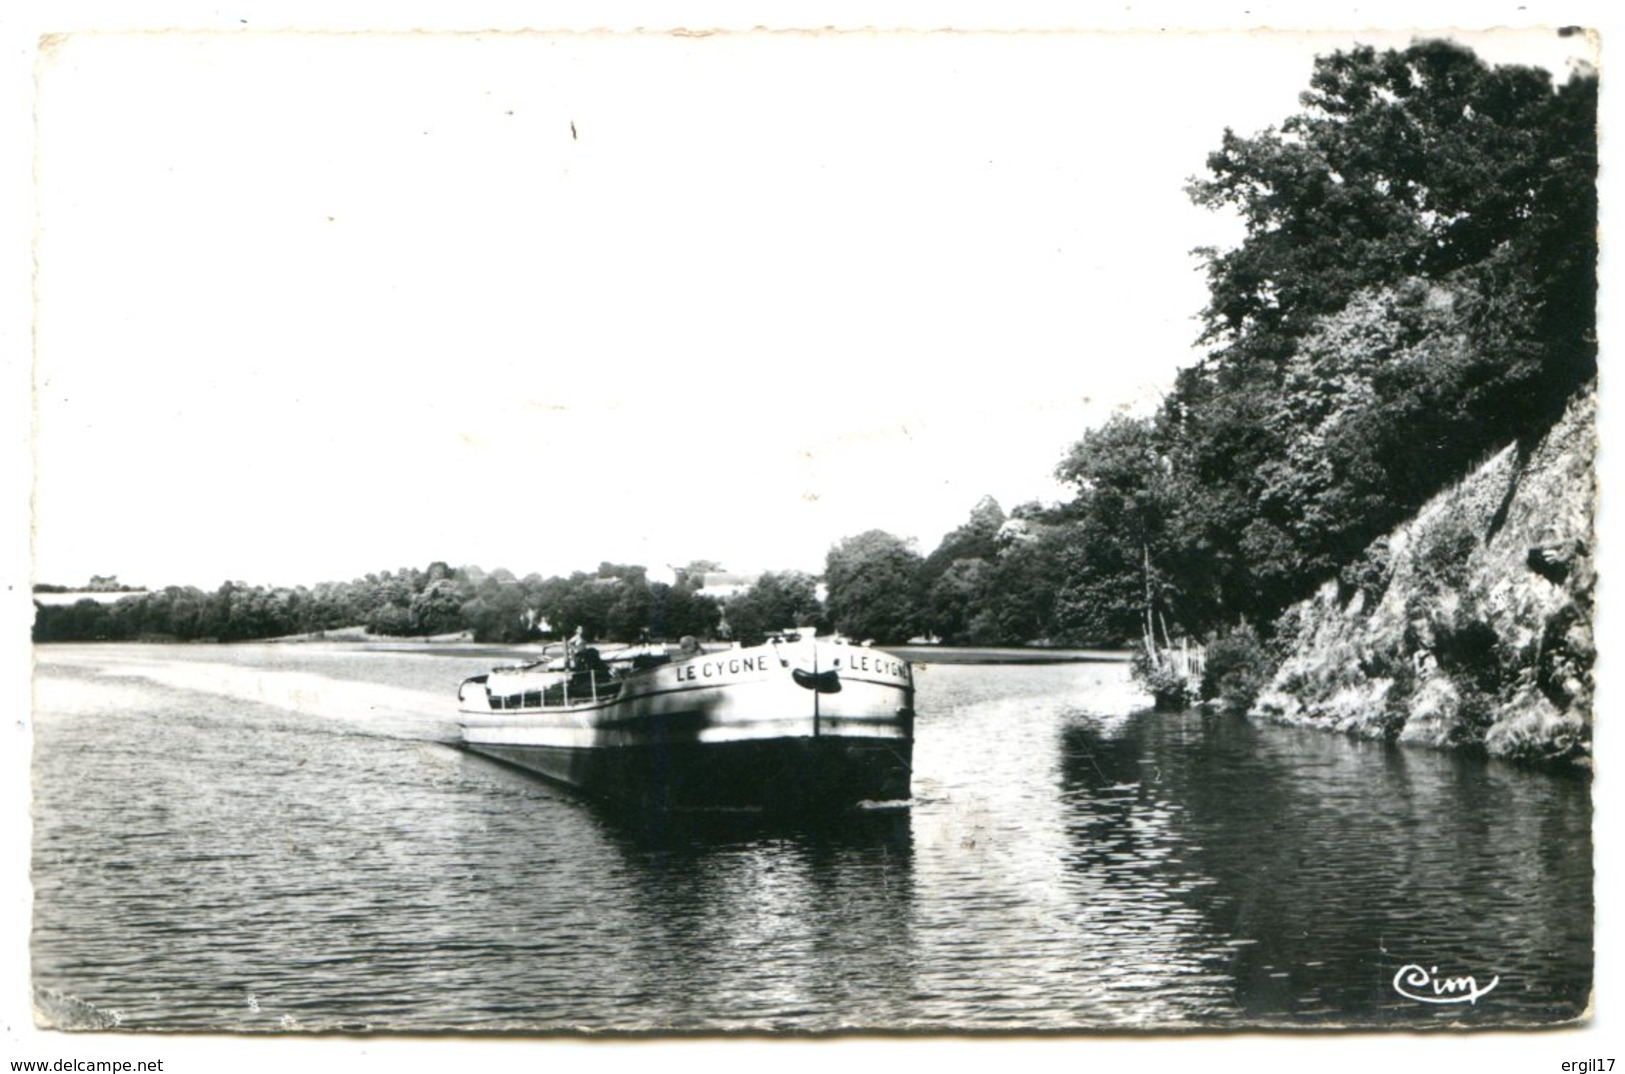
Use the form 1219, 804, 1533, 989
1254, 388, 1596, 767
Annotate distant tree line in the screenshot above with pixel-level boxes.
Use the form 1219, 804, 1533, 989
32, 562, 725, 645
33, 575, 143, 594
34, 43, 1596, 657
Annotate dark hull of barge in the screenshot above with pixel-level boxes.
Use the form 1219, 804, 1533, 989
465, 734, 913, 812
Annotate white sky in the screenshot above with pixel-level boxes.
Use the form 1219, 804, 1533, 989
28, 26, 1596, 589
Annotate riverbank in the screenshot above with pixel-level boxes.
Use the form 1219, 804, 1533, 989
1254, 385, 1595, 768
880, 644, 1131, 665
252, 629, 1133, 667
348, 637, 1133, 666
268, 625, 476, 646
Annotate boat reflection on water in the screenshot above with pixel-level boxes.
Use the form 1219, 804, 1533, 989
451, 745, 919, 1030
602, 805, 919, 1029
602, 798, 916, 856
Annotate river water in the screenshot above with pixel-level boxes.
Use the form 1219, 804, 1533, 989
30, 643, 1591, 1032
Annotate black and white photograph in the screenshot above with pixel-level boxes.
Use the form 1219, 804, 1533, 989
6, 3, 1615, 1071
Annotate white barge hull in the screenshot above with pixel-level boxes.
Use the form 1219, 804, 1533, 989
458, 638, 913, 810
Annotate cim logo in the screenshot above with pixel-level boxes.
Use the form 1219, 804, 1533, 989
1392, 963, 1500, 1005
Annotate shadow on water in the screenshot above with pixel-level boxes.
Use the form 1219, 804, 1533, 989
598, 801, 915, 855
1055, 707, 1592, 1027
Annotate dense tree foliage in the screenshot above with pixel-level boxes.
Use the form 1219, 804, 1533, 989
1160, 40, 1597, 628
920, 495, 1005, 587
721, 570, 823, 645
906, 40, 1596, 651
1050, 417, 1183, 644
823, 530, 925, 645
906, 500, 1071, 646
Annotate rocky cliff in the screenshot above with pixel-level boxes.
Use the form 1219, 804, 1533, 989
1253, 386, 1596, 768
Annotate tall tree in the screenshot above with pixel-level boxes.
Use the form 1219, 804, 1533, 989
1053, 415, 1182, 645
1150, 38, 1597, 632
919, 495, 1009, 642
921, 496, 1006, 584
646, 582, 722, 641
1189, 40, 1592, 366
824, 531, 924, 645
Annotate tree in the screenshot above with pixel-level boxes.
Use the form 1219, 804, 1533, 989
647, 582, 721, 641
1189, 41, 1590, 357
723, 571, 822, 645
461, 592, 533, 643
1151, 39, 1597, 634
969, 522, 1069, 645
596, 561, 648, 584
1054, 415, 1182, 645
553, 573, 619, 641
925, 559, 988, 644
823, 531, 924, 645
606, 576, 655, 641
921, 496, 1005, 584
916, 496, 1013, 642
410, 579, 466, 636
367, 601, 413, 636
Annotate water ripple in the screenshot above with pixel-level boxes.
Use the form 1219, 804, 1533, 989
31, 645, 1591, 1031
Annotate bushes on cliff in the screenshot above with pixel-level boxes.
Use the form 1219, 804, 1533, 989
1337, 538, 1393, 610
1414, 512, 1479, 596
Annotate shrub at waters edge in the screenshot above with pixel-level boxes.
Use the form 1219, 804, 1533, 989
1200, 624, 1276, 716
1132, 645, 1194, 711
